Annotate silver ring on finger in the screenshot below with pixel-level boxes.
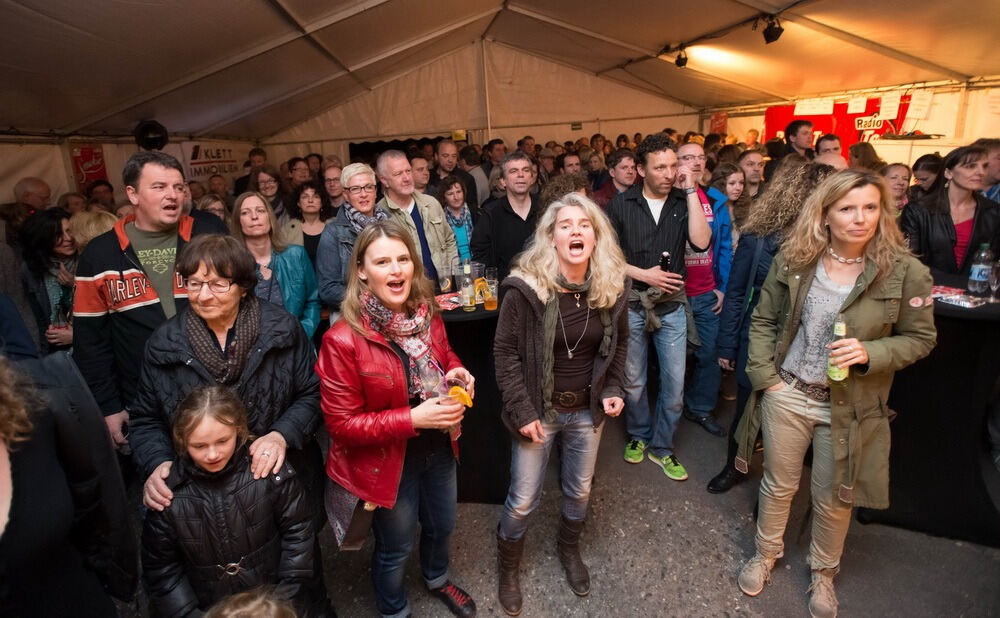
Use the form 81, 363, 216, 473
262, 451, 272, 457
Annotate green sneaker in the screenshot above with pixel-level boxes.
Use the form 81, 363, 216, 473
623, 439, 647, 464
648, 452, 689, 481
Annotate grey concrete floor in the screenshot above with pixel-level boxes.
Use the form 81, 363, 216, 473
320, 389, 1000, 618
119, 381, 1000, 617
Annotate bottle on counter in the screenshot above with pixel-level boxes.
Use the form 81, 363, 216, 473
968, 243, 994, 296
827, 314, 849, 382
460, 261, 476, 312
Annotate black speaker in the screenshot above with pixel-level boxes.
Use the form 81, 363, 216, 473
133, 120, 169, 151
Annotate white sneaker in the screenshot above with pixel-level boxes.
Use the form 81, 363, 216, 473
737, 552, 779, 596
808, 568, 839, 618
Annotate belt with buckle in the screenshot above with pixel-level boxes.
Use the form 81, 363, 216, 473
778, 368, 830, 403
553, 388, 591, 410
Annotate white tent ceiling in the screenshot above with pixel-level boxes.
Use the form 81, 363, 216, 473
3, 0, 998, 142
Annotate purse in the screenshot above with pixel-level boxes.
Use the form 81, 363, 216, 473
324, 479, 377, 551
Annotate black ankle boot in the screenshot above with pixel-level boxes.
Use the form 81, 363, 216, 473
707, 466, 745, 494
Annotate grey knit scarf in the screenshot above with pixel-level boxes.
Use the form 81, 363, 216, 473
540, 274, 613, 423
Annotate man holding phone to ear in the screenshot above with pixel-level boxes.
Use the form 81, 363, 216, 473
607, 133, 711, 481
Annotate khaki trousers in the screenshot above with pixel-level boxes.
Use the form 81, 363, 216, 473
755, 385, 852, 570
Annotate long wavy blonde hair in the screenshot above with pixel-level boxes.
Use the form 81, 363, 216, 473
509, 193, 626, 309
0, 357, 33, 446
782, 169, 908, 282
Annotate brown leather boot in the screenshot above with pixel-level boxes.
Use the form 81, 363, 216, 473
556, 516, 590, 596
496, 528, 525, 616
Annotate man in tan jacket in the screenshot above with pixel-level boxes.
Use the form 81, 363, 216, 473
376, 150, 458, 281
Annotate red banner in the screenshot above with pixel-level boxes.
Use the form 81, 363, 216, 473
709, 112, 728, 135
71, 145, 109, 192
764, 95, 911, 155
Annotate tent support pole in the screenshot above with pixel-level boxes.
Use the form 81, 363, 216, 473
482, 39, 493, 139
954, 83, 969, 141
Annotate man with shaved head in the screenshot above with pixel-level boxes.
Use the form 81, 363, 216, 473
814, 152, 848, 170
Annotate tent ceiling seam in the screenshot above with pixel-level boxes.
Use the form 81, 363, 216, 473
58, 0, 393, 134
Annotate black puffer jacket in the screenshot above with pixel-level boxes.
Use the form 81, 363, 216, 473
141, 449, 315, 617
129, 301, 321, 481
900, 192, 1000, 275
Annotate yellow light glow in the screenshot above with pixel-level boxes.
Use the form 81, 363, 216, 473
686, 46, 746, 68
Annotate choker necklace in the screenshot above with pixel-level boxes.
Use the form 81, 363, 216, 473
828, 247, 864, 264
558, 294, 590, 359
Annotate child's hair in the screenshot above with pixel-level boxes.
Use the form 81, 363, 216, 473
172, 386, 250, 456
204, 588, 296, 618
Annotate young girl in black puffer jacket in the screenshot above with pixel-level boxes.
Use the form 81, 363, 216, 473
141, 386, 331, 617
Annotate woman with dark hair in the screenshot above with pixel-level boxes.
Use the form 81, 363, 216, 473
900, 145, 1000, 275
283, 181, 333, 266
230, 192, 321, 338
493, 194, 629, 615
249, 164, 290, 225
908, 153, 943, 203
436, 175, 476, 263
129, 233, 332, 612
708, 162, 836, 494
0, 353, 137, 616
19, 208, 76, 353
734, 170, 936, 617
707, 162, 749, 247
615, 134, 629, 149
316, 220, 477, 618
287, 157, 311, 191
848, 141, 887, 172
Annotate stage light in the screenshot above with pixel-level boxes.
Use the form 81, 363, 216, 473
675, 49, 688, 68
763, 17, 784, 44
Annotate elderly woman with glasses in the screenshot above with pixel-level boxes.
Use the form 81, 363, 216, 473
128, 233, 333, 613
316, 162, 388, 317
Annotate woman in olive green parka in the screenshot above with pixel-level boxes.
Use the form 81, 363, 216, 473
733, 170, 937, 618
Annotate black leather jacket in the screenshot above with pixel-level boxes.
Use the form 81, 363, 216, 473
900, 193, 1000, 275
141, 449, 316, 617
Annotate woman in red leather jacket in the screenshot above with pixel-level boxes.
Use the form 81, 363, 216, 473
315, 221, 477, 618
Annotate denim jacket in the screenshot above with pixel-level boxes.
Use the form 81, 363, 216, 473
315, 207, 357, 311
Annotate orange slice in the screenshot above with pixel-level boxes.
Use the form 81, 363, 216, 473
474, 277, 492, 300
448, 385, 473, 407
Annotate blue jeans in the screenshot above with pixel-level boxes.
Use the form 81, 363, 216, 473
498, 409, 605, 540
371, 441, 456, 618
624, 307, 687, 457
684, 290, 722, 418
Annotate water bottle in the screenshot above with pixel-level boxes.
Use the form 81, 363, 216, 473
968, 243, 994, 296
827, 314, 849, 382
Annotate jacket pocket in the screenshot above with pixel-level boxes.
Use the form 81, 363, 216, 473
869, 280, 902, 324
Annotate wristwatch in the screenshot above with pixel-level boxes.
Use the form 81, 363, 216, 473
684, 187, 697, 194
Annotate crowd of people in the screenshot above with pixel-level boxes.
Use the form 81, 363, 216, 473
0, 123, 998, 618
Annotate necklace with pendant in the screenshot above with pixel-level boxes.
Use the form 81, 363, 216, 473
558, 294, 590, 359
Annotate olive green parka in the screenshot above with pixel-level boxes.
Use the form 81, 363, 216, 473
734, 252, 937, 509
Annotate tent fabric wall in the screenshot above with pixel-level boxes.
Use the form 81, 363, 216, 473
0, 139, 254, 210
265, 42, 697, 150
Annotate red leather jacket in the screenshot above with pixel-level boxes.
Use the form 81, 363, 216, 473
316, 314, 463, 508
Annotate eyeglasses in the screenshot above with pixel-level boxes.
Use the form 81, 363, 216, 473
346, 184, 377, 195
679, 154, 707, 162
185, 279, 233, 294
258, 179, 278, 187
292, 166, 309, 173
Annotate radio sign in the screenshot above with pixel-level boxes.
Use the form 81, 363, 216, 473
854, 114, 884, 131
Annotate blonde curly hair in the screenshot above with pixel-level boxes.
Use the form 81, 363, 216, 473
0, 357, 33, 446
741, 162, 836, 238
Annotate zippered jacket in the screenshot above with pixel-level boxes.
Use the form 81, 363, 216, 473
72, 214, 226, 415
